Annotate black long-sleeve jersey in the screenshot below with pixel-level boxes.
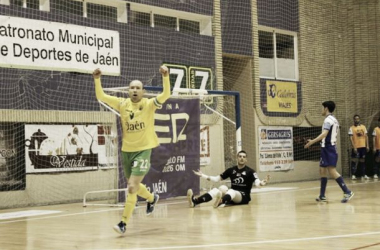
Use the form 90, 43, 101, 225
220, 165, 258, 201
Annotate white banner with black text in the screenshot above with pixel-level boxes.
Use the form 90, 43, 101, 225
258, 126, 294, 171
0, 15, 120, 75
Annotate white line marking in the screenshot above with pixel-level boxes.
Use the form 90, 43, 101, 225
251, 180, 377, 196
251, 187, 297, 193
0, 181, 374, 224
101, 231, 380, 250
0, 210, 61, 220
0, 201, 187, 224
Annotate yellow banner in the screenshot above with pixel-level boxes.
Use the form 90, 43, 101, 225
266, 81, 297, 113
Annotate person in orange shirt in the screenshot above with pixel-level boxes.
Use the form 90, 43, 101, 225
372, 117, 380, 179
348, 115, 369, 180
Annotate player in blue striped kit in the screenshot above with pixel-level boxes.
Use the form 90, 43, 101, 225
305, 101, 354, 203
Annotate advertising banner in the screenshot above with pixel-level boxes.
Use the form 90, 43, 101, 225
200, 125, 211, 165
142, 98, 200, 199
259, 126, 294, 171
266, 80, 298, 113
25, 124, 115, 173
0, 15, 120, 75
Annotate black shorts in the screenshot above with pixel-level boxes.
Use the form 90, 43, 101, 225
375, 150, 380, 158
228, 190, 251, 205
351, 148, 367, 159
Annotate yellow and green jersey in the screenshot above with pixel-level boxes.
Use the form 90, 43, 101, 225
94, 76, 170, 152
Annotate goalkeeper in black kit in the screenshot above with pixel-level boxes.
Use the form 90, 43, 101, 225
187, 150, 270, 208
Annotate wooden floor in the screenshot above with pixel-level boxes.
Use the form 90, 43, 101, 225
1, 179, 380, 250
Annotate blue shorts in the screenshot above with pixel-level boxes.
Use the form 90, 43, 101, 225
351, 148, 367, 159
320, 145, 338, 167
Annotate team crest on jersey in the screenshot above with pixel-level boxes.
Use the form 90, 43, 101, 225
125, 109, 134, 120
242, 171, 246, 175
232, 170, 236, 174
356, 129, 364, 137
132, 161, 138, 168
237, 173, 241, 177
233, 177, 244, 184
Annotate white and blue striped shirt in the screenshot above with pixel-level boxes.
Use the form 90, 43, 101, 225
321, 115, 339, 147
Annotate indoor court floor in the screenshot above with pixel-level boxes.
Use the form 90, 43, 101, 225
1, 179, 380, 250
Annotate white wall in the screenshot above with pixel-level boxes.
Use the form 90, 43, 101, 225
199, 118, 227, 191
0, 169, 117, 209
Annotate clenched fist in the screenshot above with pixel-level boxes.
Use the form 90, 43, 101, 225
93, 68, 102, 79
159, 65, 169, 77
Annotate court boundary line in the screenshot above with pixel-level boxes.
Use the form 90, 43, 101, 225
100, 231, 380, 250
252, 180, 377, 196
0, 180, 376, 225
0, 200, 187, 224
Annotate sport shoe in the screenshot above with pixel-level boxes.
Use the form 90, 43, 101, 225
113, 221, 126, 235
146, 193, 159, 215
187, 189, 196, 208
316, 196, 327, 202
213, 191, 225, 208
341, 191, 354, 203
364, 175, 370, 180
351, 175, 357, 180
374, 174, 378, 179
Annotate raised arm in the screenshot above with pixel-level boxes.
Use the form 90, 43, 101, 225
193, 169, 222, 182
93, 69, 120, 110
156, 65, 171, 104
254, 174, 271, 187
304, 130, 329, 149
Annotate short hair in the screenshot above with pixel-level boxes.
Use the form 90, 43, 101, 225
129, 80, 144, 89
322, 101, 335, 113
237, 150, 247, 156
353, 114, 360, 119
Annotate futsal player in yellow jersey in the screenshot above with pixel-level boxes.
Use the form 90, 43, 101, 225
93, 65, 171, 235
372, 117, 380, 179
348, 115, 369, 180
